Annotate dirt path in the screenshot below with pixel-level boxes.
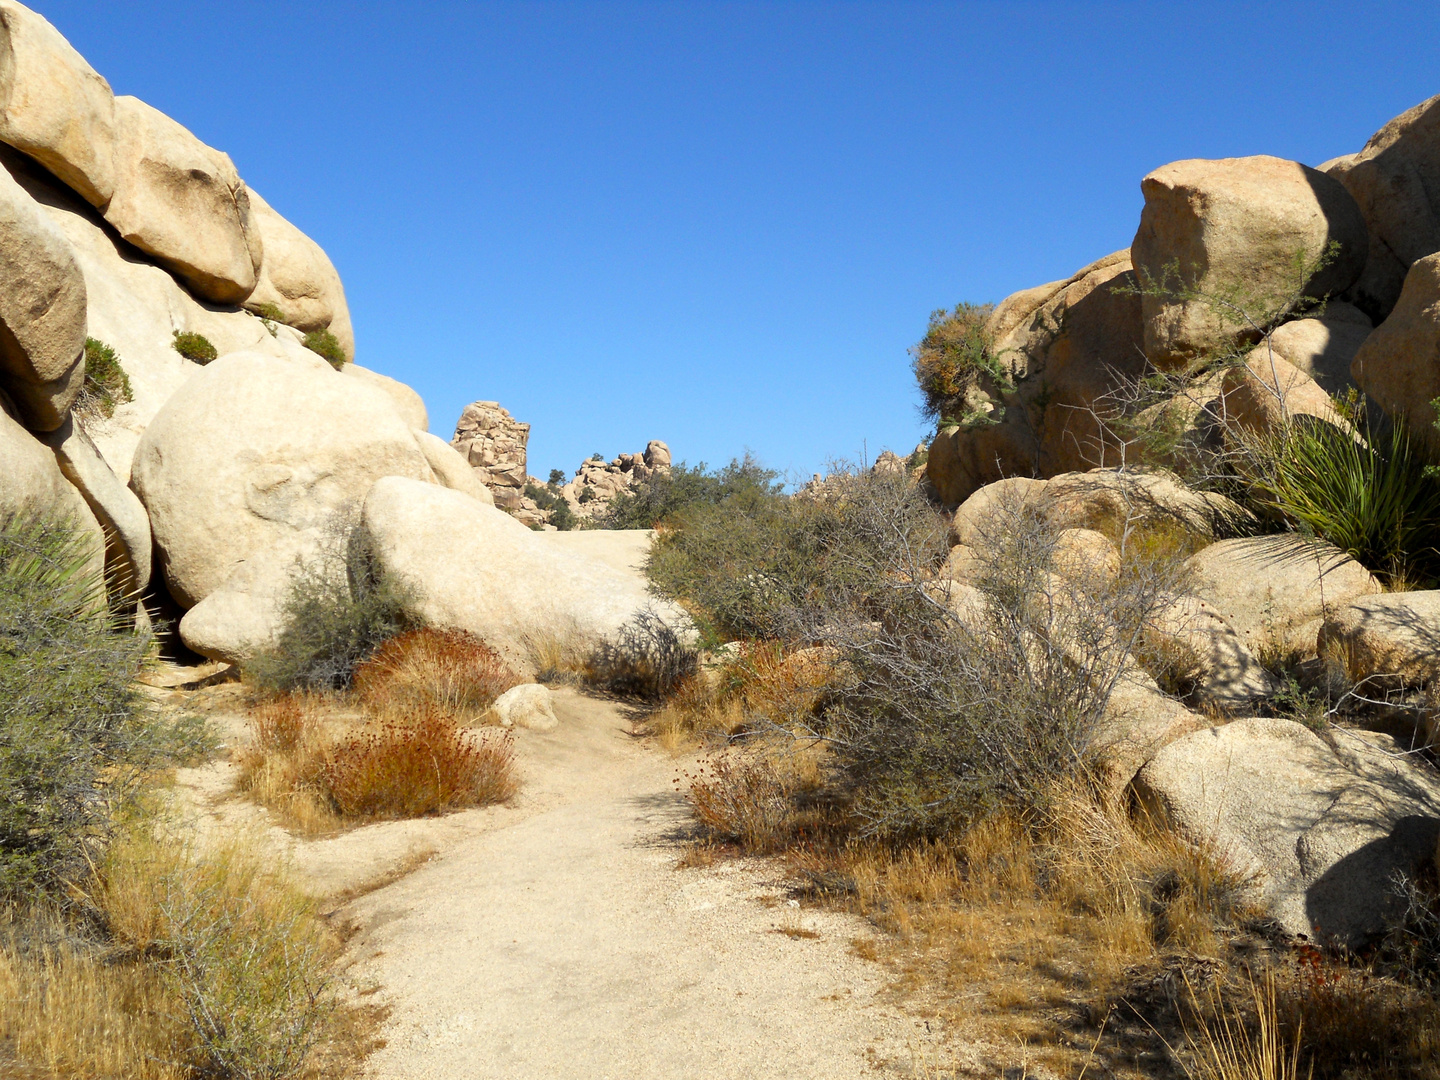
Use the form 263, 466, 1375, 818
326, 688, 934, 1078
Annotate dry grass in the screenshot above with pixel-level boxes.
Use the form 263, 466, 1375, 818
0, 827, 379, 1079
352, 627, 521, 725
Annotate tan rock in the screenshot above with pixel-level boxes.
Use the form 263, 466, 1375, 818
0, 1, 115, 208
1053, 527, 1119, 583
1147, 594, 1279, 709
105, 95, 261, 304
1132, 156, 1367, 367
644, 439, 672, 468
947, 476, 1047, 547
939, 543, 981, 584
1189, 536, 1380, 659
341, 364, 427, 429
243, 188, 353, 360
491, 683, 559, 732
0, 153, 85, 430
1091, 672, 1205, 800
40, 413, 150, 597
1350, 252, 1440, 439
412, 429, 493, 505
1318, 590, 1440, 689
1263, 302, 1371, 396
1324, 94, 1440, 322
0, 401, 103, 582
130, 351, 432, 608
1217, 351, 1346, 437
1133, 719, 1440, 947
1040, 468, 1255, 542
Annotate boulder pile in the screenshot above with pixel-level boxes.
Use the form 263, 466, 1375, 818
558, 439, 671, 523
0, 3, 685, 669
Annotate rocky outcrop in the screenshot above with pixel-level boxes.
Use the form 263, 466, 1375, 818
1132, 156, 1368, 368
0, 153, 86, 431
1349, 252, 1440, 441
1189, 536, 1380, 659
1324, 94, 1440, 324
1263, 301, 1372, 396
104, 95, 261, 305
1318, 591, 1440, 691
1133, 719, 1440, 948
412, 429, 493, 505
0, 1, 116, 209
361, 477, 689, 668
0, 400, 104, 581
452, 400, 530, 508
244, 188, 353, 360
130, 351, 432, 609
1216, 351, 1345, 438
927, 252, 1145, 505
560, 443, 671, 521
1039, 468, 1255, 540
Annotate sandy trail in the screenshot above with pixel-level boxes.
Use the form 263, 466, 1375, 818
330, 687, 932, 1079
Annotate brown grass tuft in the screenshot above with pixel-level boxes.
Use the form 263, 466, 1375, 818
353, 627, 521, 725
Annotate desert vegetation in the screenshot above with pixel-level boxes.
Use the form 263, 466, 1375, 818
303, 328, 348, 369
78, 336, 133, 418
170, 329, 218, 365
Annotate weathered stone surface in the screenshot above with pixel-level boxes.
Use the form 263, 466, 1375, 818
361, 477, 689, 669
1092, 672, 1205, 800
0, 145, 320, 478
341, 364, 427, 430
491, 683, 558, 732
412, 429, 493, 505
1133, 719, 1440, 947
452, 400, 530, 495
927, 252, 1146, 505
1350, 252, 1440, 438
243, 188, 353, 361
0, 400, 103, 581
0, 1, 115, 208
1190, 536, 1380, 658
1217, 351, 1345, 438
1053, 527, 1119, 583
177, 541, 314, 664
40, 413, 150, 597
1324, 94, 1440, 323
645, 440, 672, 469
1148, 594, 1279, 709
1319, 591, 1440, 690
105, 95, 261, 304
0, 153, 85, 430
1263, 302, 1371, 396
1040, 468, 1256, 541
1132, 156, 1368, 368
948, 476, 1047, 547
534, 529, 653, 578
130, 351, 432, 608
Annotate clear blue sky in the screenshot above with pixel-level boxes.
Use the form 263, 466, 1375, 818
34, 1, 1440, 484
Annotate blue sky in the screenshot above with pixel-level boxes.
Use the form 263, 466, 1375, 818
35, 1, 1440, 484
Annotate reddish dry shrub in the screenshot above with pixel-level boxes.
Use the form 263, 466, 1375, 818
322, 711, 518, 819
684, 755, 795, 853
248, 695, 307, 756
352, 628, 520, 724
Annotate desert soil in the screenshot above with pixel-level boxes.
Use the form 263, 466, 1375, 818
167, 683, 947, 1079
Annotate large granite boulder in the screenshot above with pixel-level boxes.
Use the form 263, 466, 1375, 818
361, 477, 689, 668
927, 252, 1145, 505
1145, 595, 1279, 710
1133, 718, 1440, 948
105, 95, 261, 304
1132, 156, 1367, 368
1318, 591, 1440, 691
0, 1, 115, 209
1091, 672, 1205, 800
1039, 468, 1255, 541
244, 187, 354, 361
0, 154, 86, 430
1189, 536, 1380, 658
1216, 351, 1346, 438
1349, 252, 1440, 440
340, 364, 426, 429
130, 351, 433, 609
0, 399, 104, 581
1263, 301, 1372, 396
412, 429, 493, 505
1324, 94, 1440, 324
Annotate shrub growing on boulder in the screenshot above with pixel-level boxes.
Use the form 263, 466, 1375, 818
171, 329, 217, 364
910, 301, 1006, 424
302, 328, 347, 370
77, 337, 132, 418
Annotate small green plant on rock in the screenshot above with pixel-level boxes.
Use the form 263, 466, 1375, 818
911, 301, 1011, 426
302, 328, 347, 370
171, 330, 218, 365
78, 338, 132, 418
250, 301, 287, 324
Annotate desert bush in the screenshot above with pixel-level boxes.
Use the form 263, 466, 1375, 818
78, 337, 133, 418
171, 329, 218, 364
246, 529, 412, 692
685, 755, 796, 852
302, 328, 347, 369
585, 608, 699, 701
524, 479, 576, 530
323, 713, 517, 818
598, 453, 784, 530
353, 627, 521, 723
236, 695, 338, 835
251, 300, 287, 323
0, 511, 159, 896
910, 301, 1009, 425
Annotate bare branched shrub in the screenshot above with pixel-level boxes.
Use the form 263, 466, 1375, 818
586, 608, 698, 701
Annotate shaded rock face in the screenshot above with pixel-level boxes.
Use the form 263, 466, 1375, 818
1133, 719, 1440, 949
927, 252, 1146, 506
1319, 590, 1440, 692
1263, 302, 1372, 397
1325, 94, 1440, 324
452, 400, 530, 508
1349, 252, 1440, 441
1131, 155, 1367, 369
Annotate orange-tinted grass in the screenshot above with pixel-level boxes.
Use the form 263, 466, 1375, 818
353, 627, 521, 725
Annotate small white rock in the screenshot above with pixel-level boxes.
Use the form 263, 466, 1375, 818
491, 683, 558, 733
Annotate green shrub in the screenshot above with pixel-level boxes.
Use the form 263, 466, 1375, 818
171, 330, 218, 365
302, 328, 347, 370
910, 301, 1008, 424
1246, 402, 1440, 586
599, 454, 784, 530
0, 512, 154, 896
250, 301, 287, 324
547, 468, 567, 486
78, 338, 133, 418
524, 480, 576, 531
246, 530, 412, 692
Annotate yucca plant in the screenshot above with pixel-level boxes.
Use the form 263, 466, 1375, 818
1245, 403, 1440, 586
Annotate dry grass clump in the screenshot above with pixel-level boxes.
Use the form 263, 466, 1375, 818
239, 693, 518, 833
0, 828, 375, 1079
352, 627, 521, 724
